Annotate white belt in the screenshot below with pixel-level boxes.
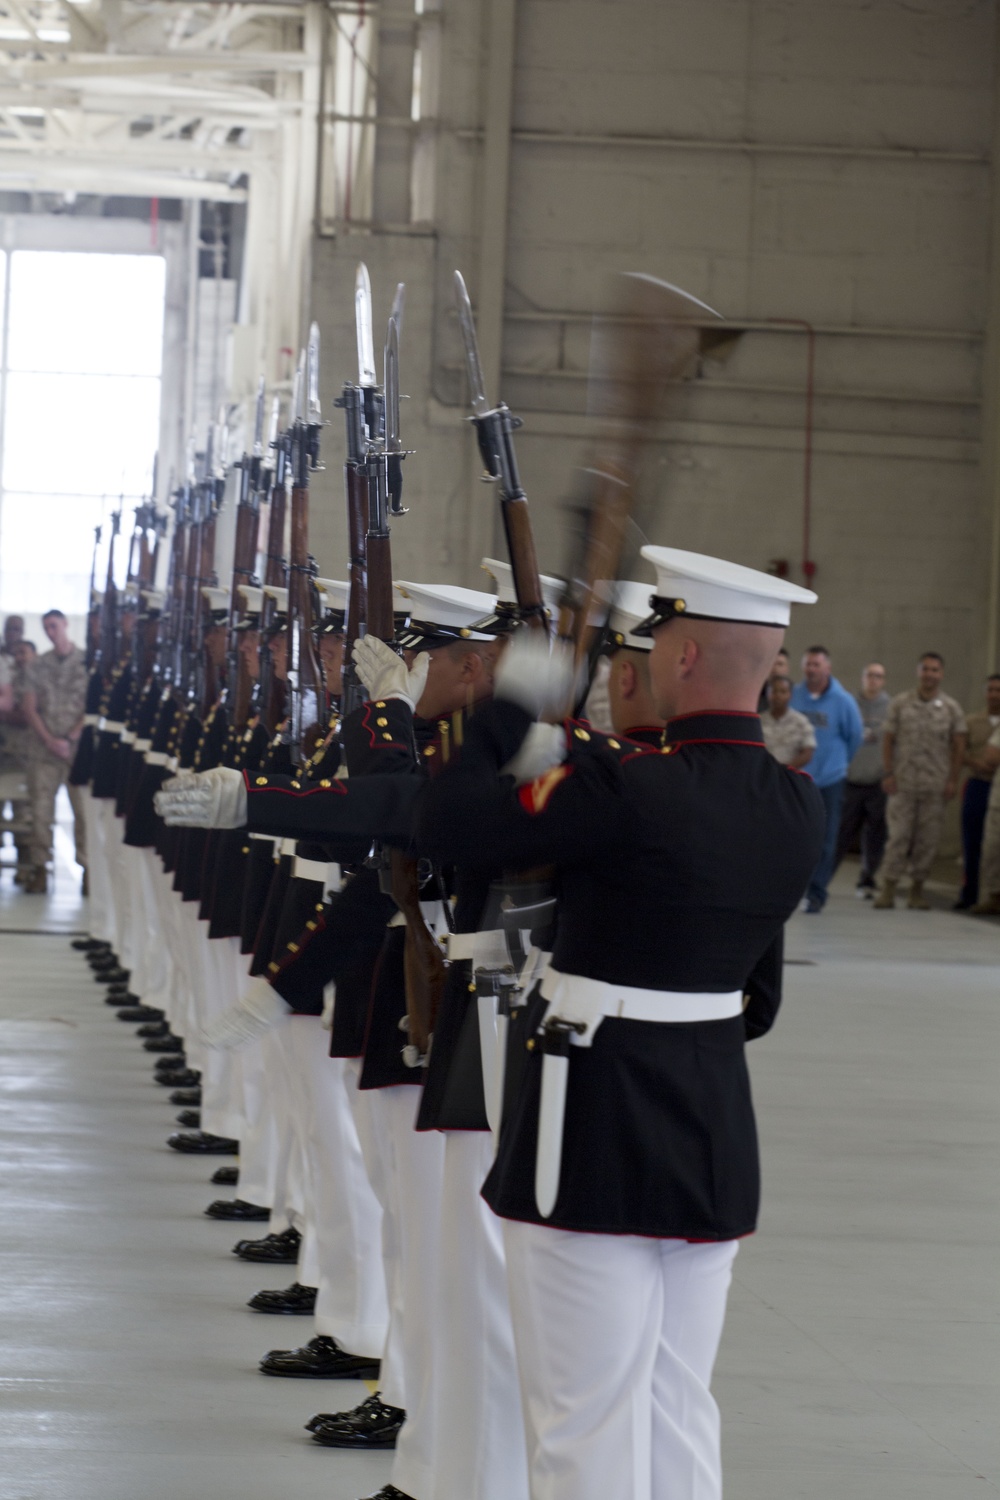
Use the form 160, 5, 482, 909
447, 928, 509, 967
540, 970, 743, 1046
534, 971, 743, 1220
166, 756, 178, 773
295, 852, 341, 894
389, 899, 446, 935
248, 831, 273, 844
120, 729, 135, 745
135, 738, 151, 753
145, 750, 169, 766
83, 713, 99, 728
100, 719, 124, 735
279, 837, 297, 857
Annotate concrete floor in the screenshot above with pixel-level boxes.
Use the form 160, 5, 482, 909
0, 808, 998, 1499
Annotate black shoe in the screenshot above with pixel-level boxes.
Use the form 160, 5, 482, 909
205, 1198, 269, 1221
169, 1088, 201, 1107
804, 898, 823, 914
308, 1392, 404, 1448
176, 1109, 201, 1129
73, 937, 109, 952
136, 1021, 170, 1038
119, 1009, 166, 1025
953, 896, 974, 910
105, 990, 138, 1006
87, 951, 118, 968
153, 1055, 190, 1074
354, 1487, 415, 1500
95, 968, 130, 986
212, 1165, 239, 1185
259, 1335, 380, 1380
167, 1130, 238, 1154
155, 1068, 200, 1089
248, 1282, 316, 1314
144, 1035, 185, 1053
233, 1227, 299, 1262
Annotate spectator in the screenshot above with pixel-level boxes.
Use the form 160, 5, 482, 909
21, 610, 88, 894
954, 675, 1000, 909
790, 646, 864, 912
758, 646, 790, 712
834, 662, 891, 899
760, 675, 816, 768
970, 723, 1000, 914
873, 652, 966, 910
0, 641, 37, 881
1, 614, 24, 662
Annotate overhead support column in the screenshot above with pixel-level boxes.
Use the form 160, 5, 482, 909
983, 36, 1000, 674
464, 0, 518, 576
372, 0, 418, 227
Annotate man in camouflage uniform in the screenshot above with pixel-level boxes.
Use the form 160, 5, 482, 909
874, 652, 966, 909
21, 610, 89, 893
0, 641, 37, 882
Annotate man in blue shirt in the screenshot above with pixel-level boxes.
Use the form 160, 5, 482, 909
791, 646, 864, 912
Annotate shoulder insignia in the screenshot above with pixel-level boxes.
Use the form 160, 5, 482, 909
517, 763, 573, 815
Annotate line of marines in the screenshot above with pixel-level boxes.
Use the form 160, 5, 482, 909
71, 542, 824, 1500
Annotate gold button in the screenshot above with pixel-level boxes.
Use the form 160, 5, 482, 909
608, 739, 620, 749
661, 745, 673, 754
315, 903, 325, 912
375, 700, 386, 708
320, 778, 332, 788
526, 1038, 536, 1052
241, 846, 249, 854
574, 728, 590, 741
306, 921, 317, 931
438, 719, 449, 731
255, 777, 267, 785
267, 961, 279, 974
675, 599, 686, 613
423, 745, 436, 756
377, 716, 388, 727
383, 732, 393, 741
468, 983, 477, 993
291, 780, 301, 789
288, 942, 299, 953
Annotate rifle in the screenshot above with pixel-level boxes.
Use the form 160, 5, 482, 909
555, 279, 716, 706
97, 507, 121, 677
188, 417, 226, 720
257, 395, 288, 734
85, 523, 102, 671
285, 328, 327, 765
226, 378, 267, 731
454, 269, 547, 633
335, 266, 375, 716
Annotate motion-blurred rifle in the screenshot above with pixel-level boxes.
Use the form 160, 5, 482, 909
256, 396, 288, 734
453, 269, 548, 634
285, 328, 327, 765
226, 379, 268, 731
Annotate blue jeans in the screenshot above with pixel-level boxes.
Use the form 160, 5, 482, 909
960, 777, 992, 904
808, 779, 845, 908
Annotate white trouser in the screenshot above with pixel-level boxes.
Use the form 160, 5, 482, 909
284, 1020, 389, 1356
98, 799, 126, 958
82, 793, 114, 945
431, 1132, 529, 1500
136, 848, 174, 1011
503, 1222, 738, 1500
345, 1065, 406, 1404
374, 1088, 446, 1500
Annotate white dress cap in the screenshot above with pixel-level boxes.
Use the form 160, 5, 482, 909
480, 556, 563, 612
238, 584, 263, 616
316, 578, 350, 613
262, 584, 289, 613
395, 581, 498, 644
603, 580, 660, 652
638, 546, 817, 630
200, 585, 230, 614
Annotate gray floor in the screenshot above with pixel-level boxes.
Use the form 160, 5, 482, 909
1, 813, 998, 1499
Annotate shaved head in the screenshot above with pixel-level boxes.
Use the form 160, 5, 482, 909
649, 617, 785, 720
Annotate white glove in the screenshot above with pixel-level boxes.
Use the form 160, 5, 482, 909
155, 766, 248, 828
494, 631, 582, 721
320, 982, 336, 1031
202, 978, 292, 1051
501, 722, 568, 785
353, 635, 430, 711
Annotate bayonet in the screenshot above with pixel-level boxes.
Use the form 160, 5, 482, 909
454, 270, 491, 418
355, 263, 377, 387
252, 377, 266, 459
307, 321, 322, 425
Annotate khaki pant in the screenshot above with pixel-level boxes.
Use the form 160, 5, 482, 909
879, 789, 946, 883
27, 750, 86, 871
977, 781, 1000, 901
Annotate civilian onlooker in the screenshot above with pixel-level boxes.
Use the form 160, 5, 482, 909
760, 675, 816, 768
21, 610, 88, 893
954, 674, 1000, 909
757, 647, 790, 712
874, 652, 966, 910
833, 662, 891, 899
790, 647, 864, 912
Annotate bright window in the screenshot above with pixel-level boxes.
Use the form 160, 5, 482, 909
0, 250, 165, 617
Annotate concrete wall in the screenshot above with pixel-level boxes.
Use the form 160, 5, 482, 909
308, 0, 996, 723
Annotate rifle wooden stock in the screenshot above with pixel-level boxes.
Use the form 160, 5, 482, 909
366, 533, 394, 641
258, 480, 288, 734
500, 495, 547, 628
345, 464, 369, 644
229, 499, 259, 728
390, 847, 446, 1055
287, 479, 326, 761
